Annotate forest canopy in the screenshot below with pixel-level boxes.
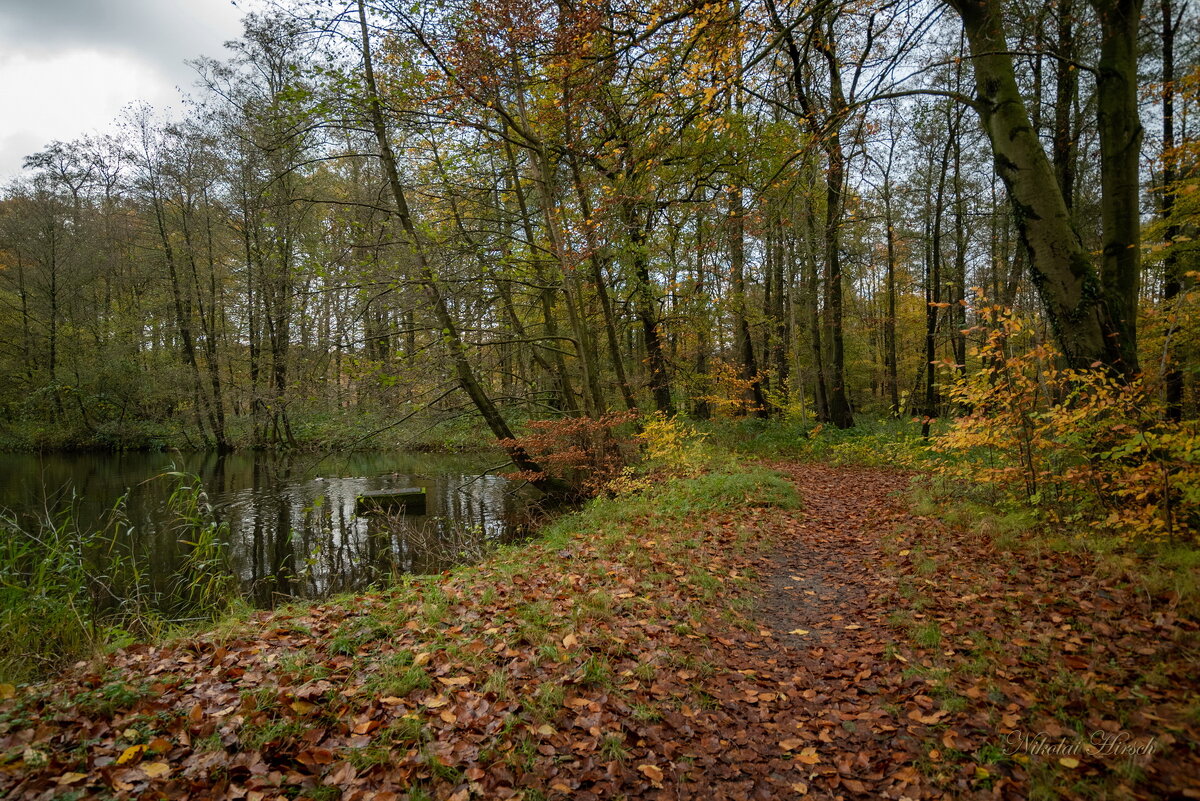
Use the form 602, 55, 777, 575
0, 0, 1195, 457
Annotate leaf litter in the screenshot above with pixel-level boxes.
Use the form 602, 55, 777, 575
0, 462, 1196, 799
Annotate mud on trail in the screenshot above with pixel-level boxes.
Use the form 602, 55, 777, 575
0, 462, 1196, 800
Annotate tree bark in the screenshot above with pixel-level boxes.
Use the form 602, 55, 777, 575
946, 0, 1132, 374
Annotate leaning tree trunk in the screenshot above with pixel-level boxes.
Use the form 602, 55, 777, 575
355, 0, 569, 497
946, 0, 1133, 375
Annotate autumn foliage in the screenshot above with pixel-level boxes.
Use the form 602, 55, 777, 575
934, 303, 1200, 541
500, 412, 639, 499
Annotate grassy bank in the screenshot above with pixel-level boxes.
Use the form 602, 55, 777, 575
0, 459, 801, 799
0, 475, 243, 684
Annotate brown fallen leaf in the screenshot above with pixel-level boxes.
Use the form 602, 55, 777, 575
638, 764, 664, 784
353, 719, 381, 735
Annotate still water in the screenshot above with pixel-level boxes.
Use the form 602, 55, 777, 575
0, 450, 533, 607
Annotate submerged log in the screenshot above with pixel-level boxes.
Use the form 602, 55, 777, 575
356, 488, 427, 516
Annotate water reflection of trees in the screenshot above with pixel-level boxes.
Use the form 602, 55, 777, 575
217, 455, 527, 606
0, 450, 529, 608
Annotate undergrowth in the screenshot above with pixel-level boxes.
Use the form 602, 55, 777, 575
0, 473, 241, 683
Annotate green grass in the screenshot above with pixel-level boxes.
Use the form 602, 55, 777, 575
366, 655, 430, 698
695, 415, 931, 467
534, 465, 800, 554
329, 615, 389, 657
580, 655, 613, 688
0, 473, 238, 683
239, 718, 305, 750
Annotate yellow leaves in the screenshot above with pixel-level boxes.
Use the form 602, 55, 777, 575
56, 772, 88, 785
0, 683, 15, 700
289, 700, 318, 715
116, 744, 147, 765
141, 762, 171, 779
778, 737, 804, 750
788, 629, 809, 636
794, 747, 821, 764
933, 297, 1200, 542
1059, 756, 1081, 768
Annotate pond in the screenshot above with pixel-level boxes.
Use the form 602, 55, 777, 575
0, 450, 535, 609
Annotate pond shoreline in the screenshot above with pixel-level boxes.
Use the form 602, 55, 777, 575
0, 463, 800, 799
0, 450, 540, 683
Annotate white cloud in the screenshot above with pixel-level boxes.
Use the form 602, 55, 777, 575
0, 0, 247, 181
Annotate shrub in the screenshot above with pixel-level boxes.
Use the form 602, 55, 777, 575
500, 411, 639, 499
934, 304, 1200, 541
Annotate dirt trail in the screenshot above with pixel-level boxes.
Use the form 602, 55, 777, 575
734, 462, 1198, 801
2, 462, 1196, 801
708, 462, 934, 800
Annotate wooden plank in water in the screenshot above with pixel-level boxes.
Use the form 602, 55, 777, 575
356, 488, 427, 516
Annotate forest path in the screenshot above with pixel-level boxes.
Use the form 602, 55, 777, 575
734, 461, 1198, 801
710, 462, 939, 800
1, 462, 1194, 801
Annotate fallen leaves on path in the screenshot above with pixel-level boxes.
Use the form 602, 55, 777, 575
0, 462, 1196, 800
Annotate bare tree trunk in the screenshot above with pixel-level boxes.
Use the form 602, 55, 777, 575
1091, 0, 1144, 373
1161, 0, 1183, 419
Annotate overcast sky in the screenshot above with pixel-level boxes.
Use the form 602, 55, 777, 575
0, 0, 249, 180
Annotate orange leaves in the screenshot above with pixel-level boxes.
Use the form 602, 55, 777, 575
934, 299, 1199, 542
500, 411, 639, 498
